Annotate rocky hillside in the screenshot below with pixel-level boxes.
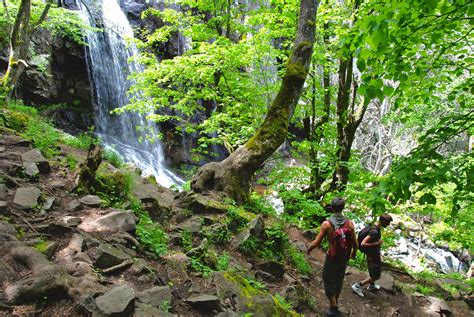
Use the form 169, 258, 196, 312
0, 128, 472, 316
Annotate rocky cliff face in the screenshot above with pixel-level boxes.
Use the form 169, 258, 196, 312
6, 27, 94, 132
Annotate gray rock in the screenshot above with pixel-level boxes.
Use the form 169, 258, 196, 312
0, 221, 16, 236
79, 195, 103, 207
63, 216, 82, 226
255, 270, 277, 283
45, 241, 59, 259
378, 273, 395, 293
13, 187, 42, 209
0, 201, 7, 213
232, 215, 264, 249
216, 312, 239, 317
135, 303, 175, 317
174, 217, 201, 234
21, 149, 50, 173
185, 294, 221, 311
257, 260, 285, 279
77, 294, 97, 315
93, 209, 136, 232
133, 183, 175, 223
0, 160, 23, 176
22, 161, 40, 179
136, 286, 172, 308
93, 243, 131, 269
95, 284, 135, 315
0, 146, 5, 152
0, 134, 30, 147
0, 183, 7, 200
42, 196, 55, 211
67, 200, 82, 211
176, 192, 229, 214
425, 296, 452, 316
0, 261, 13, 284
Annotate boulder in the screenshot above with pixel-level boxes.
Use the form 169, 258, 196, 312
232, 215, 264, 249
92, 243, 131, 269
62, 216, 82, 226
42, 196, 55, 211
134, 303, 176, 317
0, 201, 7, 213
378, 273, 395, 293
93, 209, 136, 232
67, 200, 82, 211
185, 294, 222, 312
176, 192, 229, 214
21, 149, 50, 173
0, 183, 7, 200
257, 260, 285, 279
0, 221, 16, 236
424, 296, 452, 316
13, 187, 42, 209
0, 261, 13, 284
0, 160, 23, 176
133, 183, 175, 222
94, 284, 135, 315
22, 161, 40, 179
0, 134, 30, 147
79, 195, 102, 207
136, 286, 172, 308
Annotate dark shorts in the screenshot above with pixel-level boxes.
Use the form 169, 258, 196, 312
322, 255, 347, 298
366, 253, 381, 280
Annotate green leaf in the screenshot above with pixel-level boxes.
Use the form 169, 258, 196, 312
419, 193, 437, 205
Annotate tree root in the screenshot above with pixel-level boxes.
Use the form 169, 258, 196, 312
4, 244, 74, 305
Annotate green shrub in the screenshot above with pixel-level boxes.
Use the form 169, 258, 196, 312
103, 148, 124, 168
136, 213, 168, 257
287, 245, 312, 275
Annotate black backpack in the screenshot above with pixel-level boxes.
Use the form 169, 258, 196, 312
357, 225, 375, 253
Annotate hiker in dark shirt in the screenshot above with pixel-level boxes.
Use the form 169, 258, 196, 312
307, 197, 357, 316
351, 213, 393, 297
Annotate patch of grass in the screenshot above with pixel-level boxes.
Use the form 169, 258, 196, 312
34, 239, 49, 254
136, 213, 169, 257
272, 293, 300, 317
415, 283, 436, 295
181, 229, 193, 252
217, 252, 230, 271
93, 168, 136, 208
62, 130, 97, 150
103, 148, 124, 168
287, 245, 312, 275
190, 257, 214, 278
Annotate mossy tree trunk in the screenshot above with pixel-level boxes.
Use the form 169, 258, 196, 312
2, 0, 53, 100
191, 0, 319, 203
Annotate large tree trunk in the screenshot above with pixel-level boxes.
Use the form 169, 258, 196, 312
191, 0, 319, 203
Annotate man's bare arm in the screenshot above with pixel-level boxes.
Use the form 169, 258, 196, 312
349, 220, 358, 258
307, 221, 329, 254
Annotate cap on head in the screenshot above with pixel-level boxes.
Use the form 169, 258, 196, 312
330, 197, 345, 213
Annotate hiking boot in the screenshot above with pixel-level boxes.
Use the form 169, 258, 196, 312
351, 282, 365, 298
367, 283, 381, 291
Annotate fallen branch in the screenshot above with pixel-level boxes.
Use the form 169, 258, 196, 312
101, 259, 134, 274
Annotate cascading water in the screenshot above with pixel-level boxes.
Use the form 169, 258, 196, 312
77, 0, 183, 187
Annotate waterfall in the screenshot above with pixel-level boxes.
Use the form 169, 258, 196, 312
77, 0, 183, 187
